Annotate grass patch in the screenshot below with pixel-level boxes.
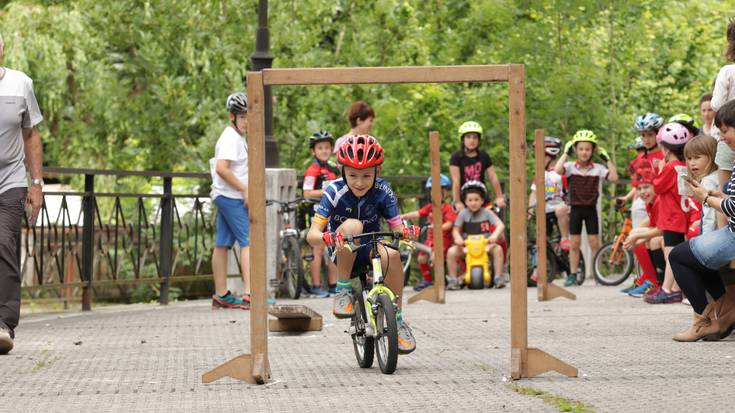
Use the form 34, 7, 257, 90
31, 349, 60, 373
509, 383, 594, 413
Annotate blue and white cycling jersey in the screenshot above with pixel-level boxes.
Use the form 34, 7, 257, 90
312, 177, 402, 233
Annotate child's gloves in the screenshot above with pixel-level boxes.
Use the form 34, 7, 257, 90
564, 141, 574, 156
322, 231, 343, 247
598, 147, 610, 162
402, 225, 420, 239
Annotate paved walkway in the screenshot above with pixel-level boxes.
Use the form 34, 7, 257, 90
2, 283, 734, 413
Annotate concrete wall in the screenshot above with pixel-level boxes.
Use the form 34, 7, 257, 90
227, 168, 297, 297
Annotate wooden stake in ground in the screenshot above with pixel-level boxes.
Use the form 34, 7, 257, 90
534, 129, 576, 302
409, 131, 446, 304
202, 72, 270, 385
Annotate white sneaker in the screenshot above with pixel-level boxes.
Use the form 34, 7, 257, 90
0, 328, 13, 355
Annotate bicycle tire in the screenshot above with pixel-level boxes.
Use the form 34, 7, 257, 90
374, 293, 398, 374
576, 254, 586, 285
351, 282, 374, 368
282, 236, 304, 299
592, 242, 634, 286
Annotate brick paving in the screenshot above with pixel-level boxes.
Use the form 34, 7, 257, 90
2, 282, 733, 413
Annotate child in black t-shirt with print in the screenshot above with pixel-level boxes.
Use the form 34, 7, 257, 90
449, 121, 505, 210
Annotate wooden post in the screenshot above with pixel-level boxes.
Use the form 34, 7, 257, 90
203, 71, 270, 385
534, 129, 576, 302
409, 131, 446, 304
509, 67, 577, 379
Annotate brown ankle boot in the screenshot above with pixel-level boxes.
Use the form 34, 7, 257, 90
713, 293, 735, 339
672, 304, 721, 342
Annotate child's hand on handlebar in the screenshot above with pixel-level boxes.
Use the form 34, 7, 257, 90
322, 231, 344, 249
402, 225, 420, 241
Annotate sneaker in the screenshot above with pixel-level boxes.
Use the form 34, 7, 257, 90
628, 281, 654, 298
0, 327, 13, 355
212, 291, 249, 310
332, 289, 355, 319
413, 280, 433, 292
559, 239, 572, 251
564, 273, 577, 287
447, 278, 461, 290
645, 289, 683, 304
241, 294, 276, 306
309, 287, 329, 298
328, 285, 337, 295
643, 285, 661, 301
494, 273, 507, 289
620, 282, 638, 295
397, 319, 416, 354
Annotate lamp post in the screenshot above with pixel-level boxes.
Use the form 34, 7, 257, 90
250, 0, 278, 167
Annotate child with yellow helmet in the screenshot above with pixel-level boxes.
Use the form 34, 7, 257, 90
555, 130, 619, 286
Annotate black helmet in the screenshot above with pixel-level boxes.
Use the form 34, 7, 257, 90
309, 130, 334, 149
544, 136, 562, 157
226, 92, 248, 114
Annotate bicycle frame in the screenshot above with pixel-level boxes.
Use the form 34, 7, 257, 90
608, 211, 632, 265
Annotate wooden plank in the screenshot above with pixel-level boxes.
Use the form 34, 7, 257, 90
269, 318, 322, 332
429, 131, 446, 302
525, 348, 578, 378
268, 304, 321, 319
247, 71, 269, 373
201, 354, 256, 384
508, 64, 528, 375
262, 65, 510, 86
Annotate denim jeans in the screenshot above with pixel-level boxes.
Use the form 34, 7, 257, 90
690, 226, 735, 270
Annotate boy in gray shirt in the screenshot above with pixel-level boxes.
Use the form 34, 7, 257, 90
446, 181, 505, 289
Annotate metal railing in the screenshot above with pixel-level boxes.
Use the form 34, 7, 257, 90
23, 168, 214, 310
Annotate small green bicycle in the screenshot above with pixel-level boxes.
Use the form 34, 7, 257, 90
339, 230, 414, 375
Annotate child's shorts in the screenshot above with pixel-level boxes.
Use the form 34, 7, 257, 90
569, 205, 599, 235
662, 230, 685, 248
214, 196, 250, 248
327, 242, 374, 275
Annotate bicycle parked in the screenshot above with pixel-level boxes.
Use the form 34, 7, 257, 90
592, 205, 636, 286
527, 211, 586, 286
335, 230, 415, 375
266, 198, 307, 299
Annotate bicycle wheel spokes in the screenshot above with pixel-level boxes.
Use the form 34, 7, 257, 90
351, 286, 374, 368
374, 293, 398, 374
593, 242, 634, 286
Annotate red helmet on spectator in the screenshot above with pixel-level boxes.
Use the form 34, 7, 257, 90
337, 135, 384, 169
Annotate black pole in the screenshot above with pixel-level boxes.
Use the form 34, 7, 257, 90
81, 174, 94, 311
159, 177, 173, 305
250, 0, 278, 167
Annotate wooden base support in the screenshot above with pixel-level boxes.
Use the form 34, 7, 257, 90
537, 282, 576, 301
201, 353, 271, 384
268, 304, 323, 332
511, 348, 577, 379
408, 285, 445, 304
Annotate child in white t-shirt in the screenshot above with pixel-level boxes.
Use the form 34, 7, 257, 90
528, 136, 570, 250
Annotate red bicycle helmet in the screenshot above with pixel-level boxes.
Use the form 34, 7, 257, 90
337, 135, 384, 169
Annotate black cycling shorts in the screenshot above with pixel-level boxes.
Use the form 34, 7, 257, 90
662, 230, 685, 247
569, 205, 599, 235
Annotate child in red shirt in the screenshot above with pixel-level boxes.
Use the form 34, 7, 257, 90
302, 131, 340, 297
646, 122, 694, 304
400, 174, 457, 291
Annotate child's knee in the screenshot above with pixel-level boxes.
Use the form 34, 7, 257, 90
555, 204, 569, 218
338, 219, 363, 235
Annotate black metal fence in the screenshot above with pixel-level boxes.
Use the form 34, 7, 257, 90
22, 168, 214, 310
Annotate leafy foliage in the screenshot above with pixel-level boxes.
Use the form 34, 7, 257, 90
2, 0, 733, 183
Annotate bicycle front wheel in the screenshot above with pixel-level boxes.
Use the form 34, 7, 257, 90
282, 236, 304, 299
351, 283, 374, 368
593, 242, 634, 286
374, 293, 398, 374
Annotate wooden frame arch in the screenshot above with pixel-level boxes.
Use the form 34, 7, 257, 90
203, 64, 576, 384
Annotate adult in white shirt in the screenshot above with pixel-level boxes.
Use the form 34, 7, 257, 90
0, 32, 44, 355
209, 92, 252, 309
712, 20, 735, 206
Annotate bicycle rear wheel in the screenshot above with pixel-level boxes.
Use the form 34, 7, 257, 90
351, 282, 374, 368
593, 242, 634, 286
282, 236, 304, 299
374, 293, 398, 374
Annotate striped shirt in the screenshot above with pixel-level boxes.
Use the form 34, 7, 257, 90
719, 167, 735, 232
563, 161, 608, 206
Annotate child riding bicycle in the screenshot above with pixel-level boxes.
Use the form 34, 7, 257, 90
302, 130, 340, 297
400, 174, 457, 291
446, 181, 506, 290
306, 135, 418, 354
